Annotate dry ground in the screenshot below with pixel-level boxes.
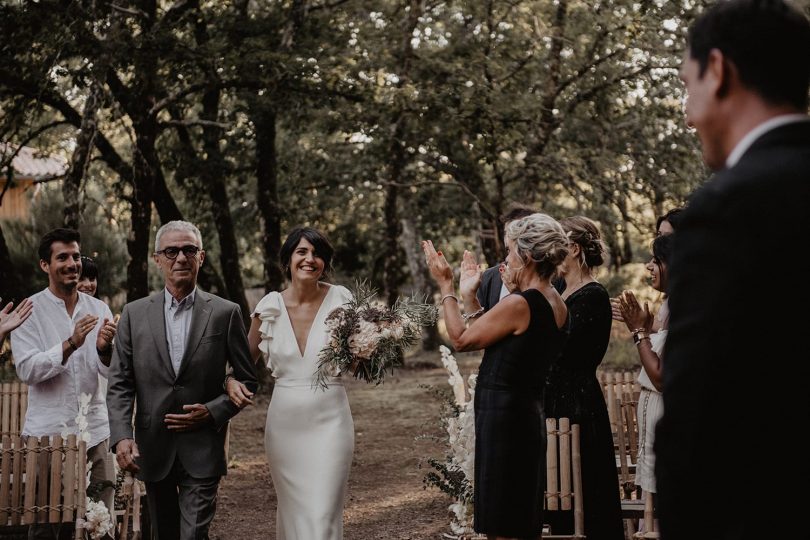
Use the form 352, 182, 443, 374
210, 351, 483, 540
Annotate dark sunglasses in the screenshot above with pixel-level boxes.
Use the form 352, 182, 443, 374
156, 245, 200, 259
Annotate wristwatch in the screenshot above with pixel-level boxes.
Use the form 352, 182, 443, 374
632, 329, 650, 344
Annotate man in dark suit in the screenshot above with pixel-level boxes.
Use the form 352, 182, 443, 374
655, 2, 810, 538
476, 204, 538, 310
107, 220, 258, 539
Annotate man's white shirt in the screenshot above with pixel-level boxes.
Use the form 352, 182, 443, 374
11, 288, 113, 447
726, 114, 810, 168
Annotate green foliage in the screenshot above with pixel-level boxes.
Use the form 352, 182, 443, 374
2, 184, 128, 310
423, 456, 473, 504
1, 0, 713, 299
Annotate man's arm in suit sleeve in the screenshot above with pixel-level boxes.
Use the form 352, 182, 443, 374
205, 305, 258, 429
106, 305, 136, 449
477, 268, 493, 311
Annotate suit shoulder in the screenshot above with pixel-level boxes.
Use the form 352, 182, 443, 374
121, 294, 154, 313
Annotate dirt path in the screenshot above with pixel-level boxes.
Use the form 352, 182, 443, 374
210, 351, 483, 540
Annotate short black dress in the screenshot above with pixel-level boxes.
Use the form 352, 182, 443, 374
474, 289, 568, 538
544, 282, 624, 539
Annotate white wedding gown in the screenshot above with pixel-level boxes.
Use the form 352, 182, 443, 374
253, 285, 355, 539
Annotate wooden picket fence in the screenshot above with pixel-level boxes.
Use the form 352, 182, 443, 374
0, 434, 87, 533
0, 382, 27, 440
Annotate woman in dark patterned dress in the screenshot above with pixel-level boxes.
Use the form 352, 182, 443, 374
544, 216, 623, 539
423, 213, 569, 540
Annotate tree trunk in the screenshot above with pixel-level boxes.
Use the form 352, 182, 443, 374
382, 181, 402, 306
400, 217, 440, 351
252, 102, 284, 293
126, 137, 154, 302
63, 80, 102, 229
152, 165, 226, 295
201, 88, 250, 324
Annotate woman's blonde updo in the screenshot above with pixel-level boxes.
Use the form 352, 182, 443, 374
559, 215, 606, 269
505, 213, 569, 279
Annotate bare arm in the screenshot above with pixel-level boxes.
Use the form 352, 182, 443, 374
618, 290, 663, 390
225, 315, 263, 408
422, 240, 528, 351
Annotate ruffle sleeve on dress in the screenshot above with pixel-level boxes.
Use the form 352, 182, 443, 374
331, 284, 353, 306
253, 292, 282, 371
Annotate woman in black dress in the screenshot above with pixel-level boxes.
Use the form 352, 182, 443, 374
423, 213, 569, 540
544, 216, 624, 539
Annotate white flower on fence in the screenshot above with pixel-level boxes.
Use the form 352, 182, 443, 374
64, 392, 115, 539
59, 391, 93, 444
77, 497, 114, 539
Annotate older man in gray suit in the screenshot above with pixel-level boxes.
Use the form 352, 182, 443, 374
107, 220, 257, 540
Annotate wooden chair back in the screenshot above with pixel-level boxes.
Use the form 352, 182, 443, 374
0, 434, 87, 533
543, 417, 585, 539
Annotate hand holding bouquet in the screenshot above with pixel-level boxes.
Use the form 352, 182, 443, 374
314, 281, 438, 390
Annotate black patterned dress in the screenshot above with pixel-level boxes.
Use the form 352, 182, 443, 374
544, 282, 624, 539
474, 289, 568, 538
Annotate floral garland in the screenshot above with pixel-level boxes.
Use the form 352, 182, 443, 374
424, 346, 478, 538
66, 392, 116, 539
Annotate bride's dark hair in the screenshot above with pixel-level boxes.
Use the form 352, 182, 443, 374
279, 227, 335, 280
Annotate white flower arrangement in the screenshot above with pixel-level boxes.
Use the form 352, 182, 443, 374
425, 346, 477, 538
66, 392, 115, 539
314, 280, 438, 390
77, 497, 114, 539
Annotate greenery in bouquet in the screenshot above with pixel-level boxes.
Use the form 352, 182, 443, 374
314, 280, 438, 390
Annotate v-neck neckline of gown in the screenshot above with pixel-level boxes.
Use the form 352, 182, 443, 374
279, 285, 334, 358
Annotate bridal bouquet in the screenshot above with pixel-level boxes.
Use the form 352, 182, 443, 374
314, 280, 438, 390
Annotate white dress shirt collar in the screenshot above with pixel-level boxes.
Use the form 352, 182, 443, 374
164, 287, 197, 309
726, 114, 810, 168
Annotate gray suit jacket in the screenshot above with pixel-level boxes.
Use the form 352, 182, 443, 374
107, 289, 258, 482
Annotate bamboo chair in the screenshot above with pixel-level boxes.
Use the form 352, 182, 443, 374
0, 434, 87, 535
543, 418, 585, 539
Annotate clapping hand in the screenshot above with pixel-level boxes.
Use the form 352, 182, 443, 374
0, 298, 33, 338
459, 250, 482, 298
70, 314, 99, 349
95, 318, 117, 353
421, 240, 454, 287
164, 403, 212, 431
617, 290, 652, 332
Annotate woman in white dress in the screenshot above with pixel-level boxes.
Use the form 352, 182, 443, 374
227, 227, 354, 539
615, 233, 672, 495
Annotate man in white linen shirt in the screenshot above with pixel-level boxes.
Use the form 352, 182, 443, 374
11, 227, 117, 540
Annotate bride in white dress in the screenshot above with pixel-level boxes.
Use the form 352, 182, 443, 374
227, 227, 354, 539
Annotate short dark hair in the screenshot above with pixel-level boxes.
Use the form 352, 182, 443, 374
500, 203, 538, 225
279, 227, 335, 280
38, 228, 81, 263
80, 256, 98, 281
656, 207, 685, 233
687, 0, 810, 110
